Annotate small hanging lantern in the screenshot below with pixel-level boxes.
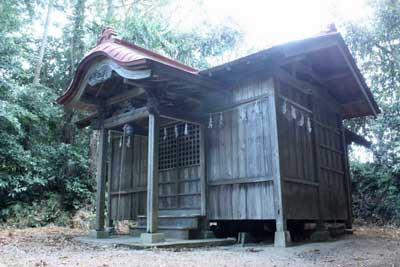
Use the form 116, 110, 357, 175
123, 124, 134, 148
163, 127, 168, 140
281, 100, 287, 114
174, 124, 179, 138
291, 106, 297, 120
208, 114, 213, 129
119, 136, 122, 147
219, 113, 224, 127
307, 117, 312, 133
298, 113, 304, 127
184, 123, 189, 136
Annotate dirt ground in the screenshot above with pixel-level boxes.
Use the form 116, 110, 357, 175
0, 225, 400, 267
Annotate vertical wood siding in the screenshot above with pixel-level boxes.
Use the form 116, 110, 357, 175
109, 128, 202, 221
110, 135, 147, 220
275, 78, 349, 221
207, 78, 277, 220
313, 102, 348, 220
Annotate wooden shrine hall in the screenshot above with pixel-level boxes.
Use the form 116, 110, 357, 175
57, 27, 379, 247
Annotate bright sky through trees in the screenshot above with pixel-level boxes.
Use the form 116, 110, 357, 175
177, 0, 370, 48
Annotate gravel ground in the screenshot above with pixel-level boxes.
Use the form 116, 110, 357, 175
0, 225, 400, 267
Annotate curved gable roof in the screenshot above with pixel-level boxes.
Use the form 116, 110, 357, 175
57, 33, 198, 105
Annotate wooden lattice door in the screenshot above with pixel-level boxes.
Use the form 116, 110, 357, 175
158, 122, 202, 212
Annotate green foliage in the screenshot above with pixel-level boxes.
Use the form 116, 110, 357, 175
351, 161, 400, 225
0, 0, 241, 227
343, 0, 400, 224
87, 1, 242, 69
0, 81, 93, 224
2, 194, 71, 228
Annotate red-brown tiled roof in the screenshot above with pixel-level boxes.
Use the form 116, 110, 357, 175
57, 29, 198, 105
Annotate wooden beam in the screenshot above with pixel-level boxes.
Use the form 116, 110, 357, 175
104, 106, 149, 128
275, 69, 313, 95
335, 43, 379, 116
284, 177, 319, 187
110, 186, 147, 196
95, 126, 108, 232
75, 113, 97, 129
158, 106, 202, 125
146, 112, 160, 233
106, 86, 145, 106
282, 35, 338, 58
344, 129, 371, 148
321, 71, 351, 81
150, 61, 230, 95
208, 176, 274, 186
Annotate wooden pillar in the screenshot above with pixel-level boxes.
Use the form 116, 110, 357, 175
146, 112, 160, 233
340, 120, 353, 229
199, 123, 207, 216
308, 93, 329, 242
271, 82, 292, 247
106, 131, 114, 232
90, 125, 109, 238
309, 94, 324, 228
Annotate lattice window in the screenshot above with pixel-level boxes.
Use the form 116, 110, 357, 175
159, 126, 177, 170
159, 123, 200, 170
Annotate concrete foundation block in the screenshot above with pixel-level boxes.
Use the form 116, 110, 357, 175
105, 227, 116, 235
88, 230, 110, 239
238, 232, 252, 245
310, 230, 330, 242
198, 230, 215, 239
140, 232, 166, 244
274, 230, 292, 247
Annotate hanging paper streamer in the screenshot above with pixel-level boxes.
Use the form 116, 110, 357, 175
184, 123, 188, 136
219, 113, 224, 127
163, 128, 167, 140
208, 114, 213, 129
307, 117, 312, 133
256, 101, 263, 117
281, 100, 287, 114
175, 124, 179, 138
298, 113, 304, 127
239, 106, 248, 121
291, 106, 297, 120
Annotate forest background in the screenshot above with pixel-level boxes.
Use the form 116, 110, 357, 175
0, 0, 399, 227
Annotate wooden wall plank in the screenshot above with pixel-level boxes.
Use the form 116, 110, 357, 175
206, 77, 277, 220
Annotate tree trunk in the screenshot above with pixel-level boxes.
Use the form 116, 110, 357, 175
106, 0, 113, 23
33, 0, 54, 85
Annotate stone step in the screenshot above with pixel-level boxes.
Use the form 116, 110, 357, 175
137, 215, 200, 230
130, 227, 193, 240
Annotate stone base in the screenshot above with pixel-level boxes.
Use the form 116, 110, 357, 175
345, 228, 354, 235
88, 230, 110, 239
105, 226, 116, 235
274, 231, 292, 247
198, 230, 215, 239
310, 230, 330, 242
140, 233, 166, 244
238, 232, 252, 245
